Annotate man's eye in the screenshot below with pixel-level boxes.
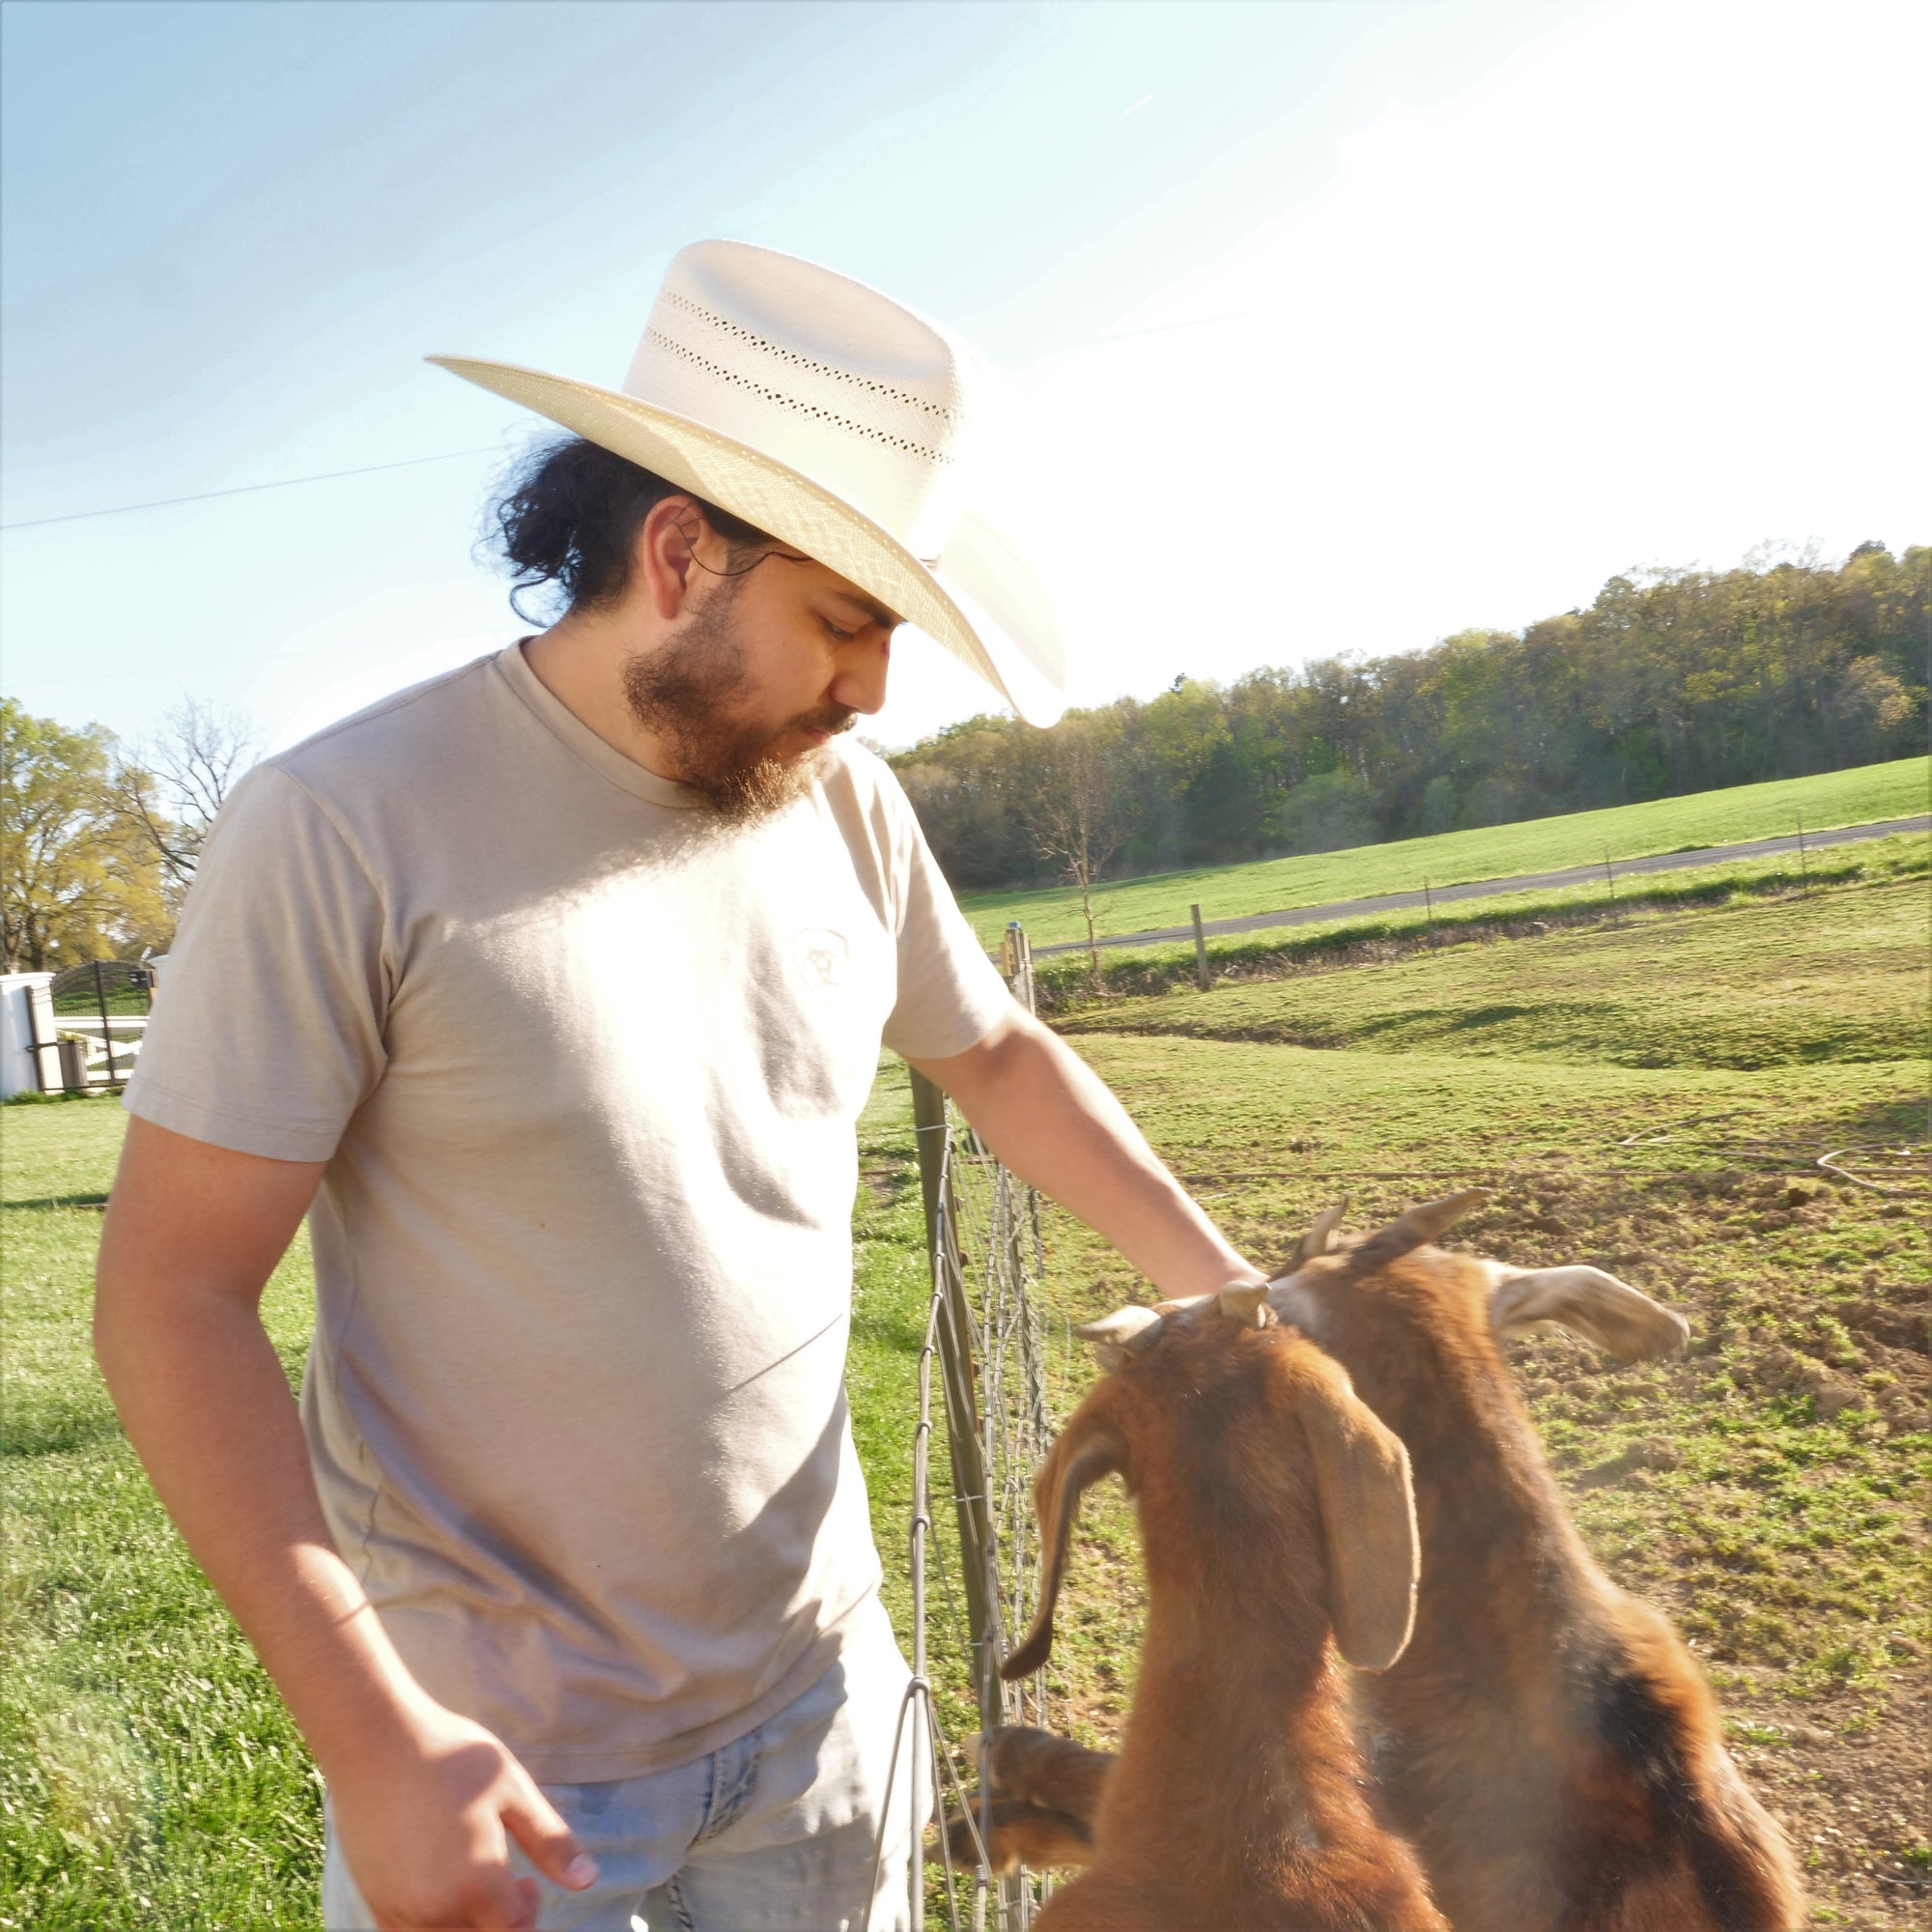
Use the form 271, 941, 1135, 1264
823, 619, 857, 642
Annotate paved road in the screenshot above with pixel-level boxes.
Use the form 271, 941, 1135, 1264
1030, 814, 1931, 957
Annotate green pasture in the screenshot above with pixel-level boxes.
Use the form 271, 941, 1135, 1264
2, 1109, 321, 1930
0, 1090, 952, 1931
1056, 870, 1931, 1071
5, 861, 1928, 1925
1012, 872, 1930, 1926
1030, 827, 1929, 1012
957, 753, 1930, 950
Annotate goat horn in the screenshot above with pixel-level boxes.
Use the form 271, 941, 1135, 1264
1217, 1281, 1270, 1326
1294, 1200, 1350, 1265
1074, 1306, 1163, 1357
1354, 1189, 1489, 1265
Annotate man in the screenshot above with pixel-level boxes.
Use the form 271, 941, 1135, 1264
95, 242, 1266, 1932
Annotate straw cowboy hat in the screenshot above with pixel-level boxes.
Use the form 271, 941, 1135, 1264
429, 240, 1068, 726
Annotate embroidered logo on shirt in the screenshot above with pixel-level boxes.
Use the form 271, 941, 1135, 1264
791, 928, 850, 996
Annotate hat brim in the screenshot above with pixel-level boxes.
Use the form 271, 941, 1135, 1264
428, 355, 1067, 727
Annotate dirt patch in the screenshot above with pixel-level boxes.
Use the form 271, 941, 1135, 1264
861, 1160, 910, 1209
1720, 1671, 1931, 1929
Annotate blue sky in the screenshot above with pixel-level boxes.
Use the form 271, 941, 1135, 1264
3, 0, 1924, 755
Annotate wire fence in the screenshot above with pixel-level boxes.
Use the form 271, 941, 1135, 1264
865, 924, 1065, 1932
856, 914, 1932, 1928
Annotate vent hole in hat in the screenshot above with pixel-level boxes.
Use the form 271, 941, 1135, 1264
660, 292, 964, 423
645, 331, 957, 467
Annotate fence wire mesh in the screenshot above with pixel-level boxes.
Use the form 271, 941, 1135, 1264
867, 925, 1066, 1932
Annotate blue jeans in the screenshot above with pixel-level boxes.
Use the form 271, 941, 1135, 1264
324, 1600, 917, 1931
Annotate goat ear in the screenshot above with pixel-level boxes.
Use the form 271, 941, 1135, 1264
1293, 1200, 1350, 1266
1353, 1189, 1488, 1267
1298, 1356, 1420, 1671
1002, 1419, 1125, 1681
1489, 1264, 1690, 1360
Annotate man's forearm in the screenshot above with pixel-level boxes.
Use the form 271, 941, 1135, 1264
93, 1280, 425, 1782
909, 1012, 1263, 1299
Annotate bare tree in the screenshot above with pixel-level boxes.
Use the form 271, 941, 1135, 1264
1020, 713, 1138, 980
108, 697, 258, 901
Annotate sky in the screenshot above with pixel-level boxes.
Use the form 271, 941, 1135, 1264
3, 0, 1926, 758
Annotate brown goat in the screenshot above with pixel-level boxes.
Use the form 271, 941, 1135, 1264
1263, 1193, 1804, 1931
994, 1291, 1447, 1932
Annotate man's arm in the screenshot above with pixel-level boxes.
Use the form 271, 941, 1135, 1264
906, 1008, 1264, 1299
94, 1116, 598, 1932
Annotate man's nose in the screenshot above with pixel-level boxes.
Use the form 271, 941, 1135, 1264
829, 633, 892, 715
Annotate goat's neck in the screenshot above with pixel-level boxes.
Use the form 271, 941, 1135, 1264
1359, 1323, 1605, 1660
1120, 1583, 1370, 1853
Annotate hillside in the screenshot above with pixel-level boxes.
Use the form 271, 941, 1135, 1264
958, 754, 1928, 950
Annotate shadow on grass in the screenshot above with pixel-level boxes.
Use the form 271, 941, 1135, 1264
2, 1408, 124, 1458
1803, 1094, 1931, 1148
3, 1192, 109, 1210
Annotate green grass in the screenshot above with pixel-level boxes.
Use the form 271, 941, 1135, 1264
1055, 872, 1931, 1071
1010, 869, 1929, 1926
2, 1098, 322, 1931
1025, 830, 1929, 1012
0, 1081, 957, 1931
957, 753, 1930, 949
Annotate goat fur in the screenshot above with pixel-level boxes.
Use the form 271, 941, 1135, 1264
995, 1300, 1445, 1931
1264, 1196, 1804, 1932
933, 1729, 1113, 1873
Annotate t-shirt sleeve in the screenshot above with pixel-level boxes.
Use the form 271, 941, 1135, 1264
879, 780, 1015, 1062
124, 763, 389, 1161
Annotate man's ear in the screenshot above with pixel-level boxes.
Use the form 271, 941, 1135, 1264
639, 495, 708, 620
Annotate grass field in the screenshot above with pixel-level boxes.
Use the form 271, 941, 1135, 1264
2, 1108, 321, 1930
1057, 872, 1931, 1071
991, 870, 1931, 1929
1029, 827, 1929, 1013
956, 753, 1930, 950
0, 1086, 954, 1931
4, 864, 1927, 1926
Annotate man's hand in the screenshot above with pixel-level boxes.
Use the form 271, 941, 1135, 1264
329, 1694, 598, 1931
93, 1119, 598, 1929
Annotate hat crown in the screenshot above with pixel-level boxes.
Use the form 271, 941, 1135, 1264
623, 241, 974, 559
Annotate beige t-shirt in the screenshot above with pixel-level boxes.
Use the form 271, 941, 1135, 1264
125, 642, 1012, 1779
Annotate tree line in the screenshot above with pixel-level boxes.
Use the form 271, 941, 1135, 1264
889, 543, 1927, 895
1, 697, 252, 973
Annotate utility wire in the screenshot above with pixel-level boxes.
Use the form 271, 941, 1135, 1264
0, 445, 503, 532
1, 311, 1258, 534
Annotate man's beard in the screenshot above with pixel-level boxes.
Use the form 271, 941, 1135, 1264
621, 592, 856, 825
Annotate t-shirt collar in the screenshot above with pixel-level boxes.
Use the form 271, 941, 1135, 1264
493, 639, 701, 809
